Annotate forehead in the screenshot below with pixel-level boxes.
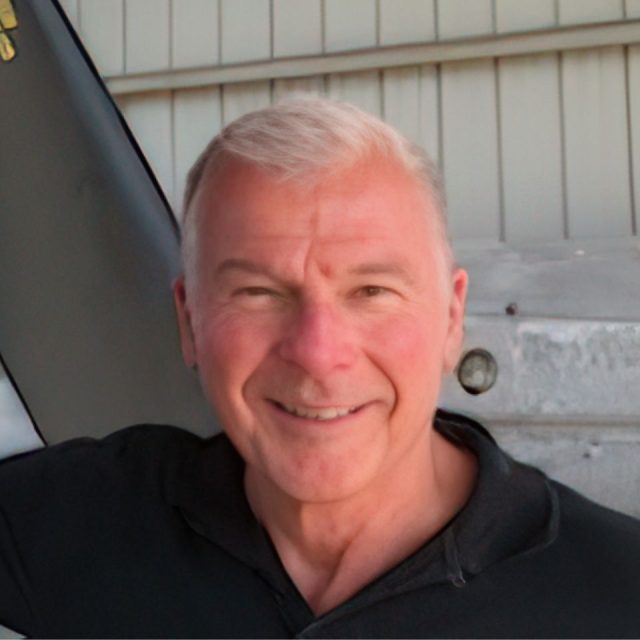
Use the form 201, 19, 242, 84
194, 158, 438, 250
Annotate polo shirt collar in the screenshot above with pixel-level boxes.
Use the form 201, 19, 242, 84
169, 409, 559, 598
435, 410, 559, 578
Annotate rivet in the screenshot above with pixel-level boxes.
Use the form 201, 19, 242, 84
457, 348, 498, 395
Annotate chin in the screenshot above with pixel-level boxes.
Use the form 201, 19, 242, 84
262, 445, 387, 505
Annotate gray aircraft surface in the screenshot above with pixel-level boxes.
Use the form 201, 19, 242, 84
0, 0, 215, 461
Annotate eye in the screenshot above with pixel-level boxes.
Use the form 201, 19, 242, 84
356, 285, 388, 297
232, 286, 287, 307
240, 287, 276, 297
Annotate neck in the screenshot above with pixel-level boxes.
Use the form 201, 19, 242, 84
244, 426, 476, 616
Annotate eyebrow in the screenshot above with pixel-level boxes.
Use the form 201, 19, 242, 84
349, 262, 415, 286
215, 258, 277, 279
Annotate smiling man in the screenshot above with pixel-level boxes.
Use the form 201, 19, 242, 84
173, 113, 474, 614
0, 99, 639, 638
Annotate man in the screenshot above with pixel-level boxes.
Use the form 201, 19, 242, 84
0, 99, 639, 638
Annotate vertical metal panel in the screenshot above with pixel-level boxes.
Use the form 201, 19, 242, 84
327, 71, 382, 116
382, 65, 440, 165
495, 0, 556, 33
58, 0, 79, 29
379, 0, 436, 45
77, 0, 124, 76
173, 87, 222, 217
558, 0, 625, 25
441, 59, 501, 240
499, 54, 564, 242
626, 0, 640, 17
382, 67, 422, 145
124, 0, 170, 73
220, 0, 271, 64
273, 76, 325, 101
171, 0, 219, 69
273, 0, 322, 57
436, 0, 494, 39
418, 64, 440, 166
324, 0, 377, 52
222, 80, 272, 124
629, 45, 640, 230
118, 92, 175, 206
562, 47, 632, 237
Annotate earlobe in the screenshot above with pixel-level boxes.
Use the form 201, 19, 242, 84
173, 277, 197, 369
443, 268, 468, 373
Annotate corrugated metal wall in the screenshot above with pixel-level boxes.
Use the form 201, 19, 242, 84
58, 0, 640, 243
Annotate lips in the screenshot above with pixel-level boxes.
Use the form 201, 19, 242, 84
272, 401, 360, 421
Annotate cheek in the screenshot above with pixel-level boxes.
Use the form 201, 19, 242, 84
194, 311, 275, 396
365, 308, 448, 370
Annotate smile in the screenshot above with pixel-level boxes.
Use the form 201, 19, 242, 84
273, 401, 360, 421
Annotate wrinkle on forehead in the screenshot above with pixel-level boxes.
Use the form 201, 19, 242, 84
192, 156, 451, 290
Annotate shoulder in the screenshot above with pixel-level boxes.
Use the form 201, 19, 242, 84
0, 423, 205, 473
0, 426, 228, 636
0, 424, 216, 514
552, 480, 640, 563
547, 482, 640, 626
555, 480, 640, 530
0, 424, 229, 576
531, 479, 640, 624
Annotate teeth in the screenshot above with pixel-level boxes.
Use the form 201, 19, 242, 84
281, 403, 356, 420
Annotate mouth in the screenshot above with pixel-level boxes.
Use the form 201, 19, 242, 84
270, 400, 362, 421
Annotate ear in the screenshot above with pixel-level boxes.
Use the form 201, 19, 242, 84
443, 268, 468, 374
173, 277, 197, 369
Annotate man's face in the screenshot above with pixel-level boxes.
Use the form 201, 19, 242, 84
175, 157, 467, 503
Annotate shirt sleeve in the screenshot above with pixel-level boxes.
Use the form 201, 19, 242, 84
0, 432, 134, 638
0, 444, 75, 639
0, 506, 36, 637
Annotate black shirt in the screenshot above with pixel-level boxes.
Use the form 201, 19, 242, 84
0, 410, 638, 638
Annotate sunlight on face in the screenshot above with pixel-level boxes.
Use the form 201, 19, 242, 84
175, 158, 467, 503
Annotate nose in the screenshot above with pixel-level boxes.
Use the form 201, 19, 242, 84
277, 301, 357, 378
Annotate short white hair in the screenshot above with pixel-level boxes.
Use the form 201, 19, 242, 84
181, 98, 451, 282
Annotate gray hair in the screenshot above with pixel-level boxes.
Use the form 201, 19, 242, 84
181, 98, 451, 281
